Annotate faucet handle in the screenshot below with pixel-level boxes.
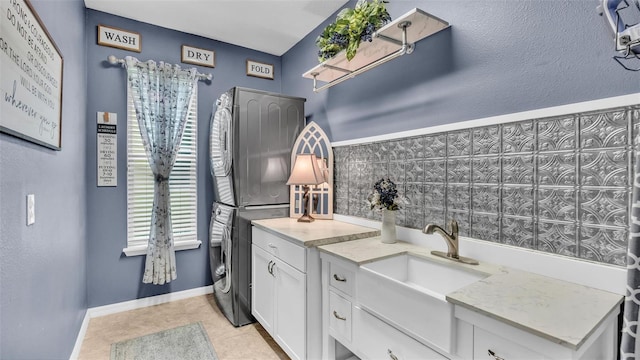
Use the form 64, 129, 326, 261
448, 219, 458, 237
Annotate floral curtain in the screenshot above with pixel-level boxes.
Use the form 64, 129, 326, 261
125, 56, 198, 285
622, 152, 640, 359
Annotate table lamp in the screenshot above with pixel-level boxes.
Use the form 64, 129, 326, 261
286, 154, 324, 222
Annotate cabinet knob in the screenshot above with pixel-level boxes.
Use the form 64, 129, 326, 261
488, 349, 505, 360
332, 311, 347, 321
333, 274, 347, 282
387, 349, 398, 360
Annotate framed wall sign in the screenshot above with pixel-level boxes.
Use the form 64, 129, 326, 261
97, 24, 141, 52
246, 59, 274, 80
97, 112, 117, 187
0, 0, 64, 150
181, 45, 215, 68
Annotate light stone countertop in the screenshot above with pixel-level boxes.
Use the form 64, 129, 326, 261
317, 236, 623, 351
251, 217, 380, 247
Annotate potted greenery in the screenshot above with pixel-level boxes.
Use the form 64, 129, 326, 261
316, 0, 392, 63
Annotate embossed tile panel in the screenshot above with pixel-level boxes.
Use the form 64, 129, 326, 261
333, 105, 636, 266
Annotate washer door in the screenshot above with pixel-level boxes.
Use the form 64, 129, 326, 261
210, 203, 234, 294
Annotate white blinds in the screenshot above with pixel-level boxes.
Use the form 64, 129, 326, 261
126, 85, 198, 249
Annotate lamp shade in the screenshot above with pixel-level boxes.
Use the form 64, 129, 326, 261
286, 154, 324, 185
263, 156, 288, 182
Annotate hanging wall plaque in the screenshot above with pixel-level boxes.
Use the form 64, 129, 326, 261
0, 0, 64, 150
97, 112, 117, 187
181, 45, 215, 68
97, 24, 141, 52
246, 59, 274, 80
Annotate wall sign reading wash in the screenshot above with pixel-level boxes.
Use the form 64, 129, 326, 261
97, 24, 141, 52
246, 59, 274, 80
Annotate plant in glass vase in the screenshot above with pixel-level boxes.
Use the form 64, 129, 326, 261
367, 178, 403, 243
316, 0, 392, 63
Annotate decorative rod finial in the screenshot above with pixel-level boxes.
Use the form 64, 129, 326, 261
107, 55, 123, 66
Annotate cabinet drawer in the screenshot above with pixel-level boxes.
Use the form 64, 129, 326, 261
329, 260, 355, 297
329, 290, 352, 343
353, 307, 447, 360
253, 227, 305, 272
474, 327, 549, 360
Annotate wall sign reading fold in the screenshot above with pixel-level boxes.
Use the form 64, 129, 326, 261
246, 59, 274, 80
0, 0, 64, 150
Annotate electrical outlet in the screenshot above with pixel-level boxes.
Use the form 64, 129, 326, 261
27, 194, 35, 225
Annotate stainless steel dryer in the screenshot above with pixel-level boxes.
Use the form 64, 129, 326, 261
209, 87, 305, 326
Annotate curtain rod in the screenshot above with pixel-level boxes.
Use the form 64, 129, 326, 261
107, 55, 213, 81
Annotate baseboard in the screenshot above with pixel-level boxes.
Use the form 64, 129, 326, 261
69, 285, 213, 359
69, 310, 91, 360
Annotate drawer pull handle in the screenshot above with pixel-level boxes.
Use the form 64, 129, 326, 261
387, 349, 398, 360
333, 274, 346, 282
332, 311, 346, 320
488, 349, 505, 360
268, 243, 277, 249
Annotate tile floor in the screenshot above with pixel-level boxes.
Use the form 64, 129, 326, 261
78, 294, 289, 360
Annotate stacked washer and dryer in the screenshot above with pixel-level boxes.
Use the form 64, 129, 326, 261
209, 87, 305, 326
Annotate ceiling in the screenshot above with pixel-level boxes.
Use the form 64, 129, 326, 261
84, 0, 349, 56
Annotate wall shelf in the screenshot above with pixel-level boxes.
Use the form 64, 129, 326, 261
302, 8, 449, 92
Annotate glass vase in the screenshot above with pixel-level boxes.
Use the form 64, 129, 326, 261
381, 209, 397, 244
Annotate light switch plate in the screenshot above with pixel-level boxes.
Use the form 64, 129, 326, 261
27, 194, 35, 225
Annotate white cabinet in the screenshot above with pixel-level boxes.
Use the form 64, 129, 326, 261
321, 252, 448, 360
353, 306, 447, 360
251, 226, 323, 360
253, 242, 306, 360
454, 306, 619, 360
273, 255, 306, 359
252, 245, 275, 332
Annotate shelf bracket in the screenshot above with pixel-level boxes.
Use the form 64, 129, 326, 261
312, 21, 415, 92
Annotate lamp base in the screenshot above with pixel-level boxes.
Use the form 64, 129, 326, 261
297, 214, 315, 222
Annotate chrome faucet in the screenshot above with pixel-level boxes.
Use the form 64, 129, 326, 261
424, 220, 459, 259
423, 219, 479, 265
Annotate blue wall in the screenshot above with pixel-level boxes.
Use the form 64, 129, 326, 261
282, 0, 639, 142
1, 0, 638, 357
84, 10, 284, 307
0, 0, 88, 358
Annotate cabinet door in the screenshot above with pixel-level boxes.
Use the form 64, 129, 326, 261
474, 327, 550, 360
251, 245, 275, 333
273, 257, 306, 360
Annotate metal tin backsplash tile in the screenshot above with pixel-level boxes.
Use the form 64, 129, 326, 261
333, 105, 636, 266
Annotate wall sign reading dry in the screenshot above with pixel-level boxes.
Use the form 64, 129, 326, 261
0, 0, 64, 150
181, 45, 214, 68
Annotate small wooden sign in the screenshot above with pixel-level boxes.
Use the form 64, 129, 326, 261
246, 59, 274, 80
97, 24, 141, 52
97, 112, 117, 187
182, 45, 215, 68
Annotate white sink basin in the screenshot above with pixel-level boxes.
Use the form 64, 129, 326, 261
362, 253, 487, 299
357, 254, 488, 353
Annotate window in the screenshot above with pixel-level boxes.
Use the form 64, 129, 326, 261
124, 83, 199, 256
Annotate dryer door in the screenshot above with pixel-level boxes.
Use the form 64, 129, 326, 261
210, 93, 235, 205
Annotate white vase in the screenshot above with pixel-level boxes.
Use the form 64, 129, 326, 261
380, 209, 397, 244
